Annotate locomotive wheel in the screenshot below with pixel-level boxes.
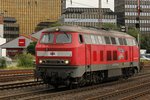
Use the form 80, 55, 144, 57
123, 68, 134, 79
93, 73, 100, 84
128, 68, 134, 77
69, 83, 78, 89
53, 84, 59, 89
123, 68, 129, 79
99, 72, 105, 83
133, 68, 138, 75
93, 72, 104, 84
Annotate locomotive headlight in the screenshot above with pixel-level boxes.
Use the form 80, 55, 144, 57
65, 60, 69, 64
39, 60, 43, 64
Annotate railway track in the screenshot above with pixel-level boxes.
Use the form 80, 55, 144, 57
5, 72, 150, 100
0, 87, 52, 100
0, 69, 33, 75
0, 70, 149, 100
0, 81, 43, 90
0, 69, 34, 82
86, 81, 150, 100
120, 89, 150, 100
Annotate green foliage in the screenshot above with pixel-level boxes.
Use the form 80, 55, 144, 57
15, 53, 34, 68
35, 26, 45, 32
141, 35, 150, 53
126, 27, 150, 53
102, 23, 118, 30
48, 21, 61, 27
0, 57, 6, 68
27, 42, 37, 55
35, 21, 62, 32
127, 27, 139, 40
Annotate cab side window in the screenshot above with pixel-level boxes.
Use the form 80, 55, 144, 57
79, 34, 84, 44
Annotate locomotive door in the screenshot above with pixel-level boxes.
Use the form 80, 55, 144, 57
129, 46, 133, 61
85, 44, 91, 71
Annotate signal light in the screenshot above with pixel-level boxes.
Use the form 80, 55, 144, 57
121, 26, 126, 32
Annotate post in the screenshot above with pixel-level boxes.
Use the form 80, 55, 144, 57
136, 0, 141, 69
98, 0, 102, 28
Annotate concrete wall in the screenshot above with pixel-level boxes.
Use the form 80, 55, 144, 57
0, 24, 4, 38
0, 16, 4, 38
0, 38, 6, 57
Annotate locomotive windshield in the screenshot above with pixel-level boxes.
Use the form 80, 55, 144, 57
56, 33, 72, 43
40, 33, 72, 44
40, 33, 54, 43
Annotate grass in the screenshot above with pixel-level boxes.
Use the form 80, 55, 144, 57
0, 66, 35, 70
9, 66, 34, 70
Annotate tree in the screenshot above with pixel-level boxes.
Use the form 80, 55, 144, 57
102, 23, 118, 30
126, 27, 150, 52
127, 27, 139, 40
141, 35, 150, 53
35, 21, 62, 32
48, 21, 61, 27
27, 42, 37, 55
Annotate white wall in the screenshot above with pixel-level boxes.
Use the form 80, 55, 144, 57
0, 37, 6, 57
66, 0, 114, 11
0, 24, 4, 38
66, 0, 98, 8
102, 0, 114, 11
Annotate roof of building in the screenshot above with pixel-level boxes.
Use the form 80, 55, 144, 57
0, 37, 6, 45
20, 34, 38, 42
31, 28, 49, 40
0, 35, 36, 49
63, 7, 115, 15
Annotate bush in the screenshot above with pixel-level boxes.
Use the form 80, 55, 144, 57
0, 57, 6, 68
27, 42, 37, 55
15, 53, 34, 68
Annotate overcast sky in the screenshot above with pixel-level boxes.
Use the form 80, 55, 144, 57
66, 0, 114, 11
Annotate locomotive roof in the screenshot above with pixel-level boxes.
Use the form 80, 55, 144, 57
43, 25, 134, 39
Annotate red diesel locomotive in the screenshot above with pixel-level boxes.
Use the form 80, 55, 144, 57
35, 25, 139, 88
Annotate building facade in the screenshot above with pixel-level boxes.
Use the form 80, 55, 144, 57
0, 0, 63, 35
61, 7, 117, 27
1, 34, 37, 58
0, 15, 4, 37
0, 37, 6, 57
4, 17, 19, 42
115, 0, 150, 34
